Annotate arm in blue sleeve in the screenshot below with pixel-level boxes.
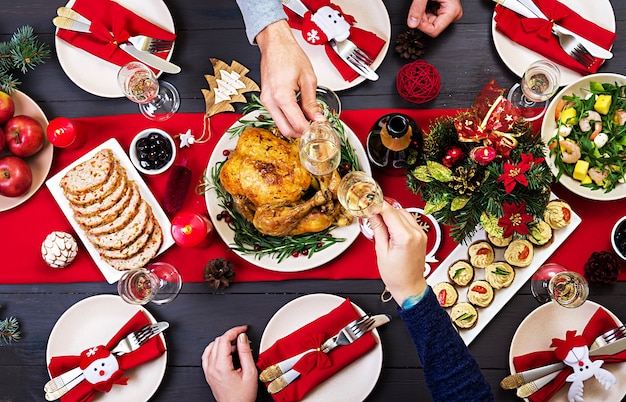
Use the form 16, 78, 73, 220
235, 0, 288, 44
398, 287, 495, 402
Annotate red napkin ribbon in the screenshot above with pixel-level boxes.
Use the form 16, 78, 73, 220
257, 299, 376, 401
512, 307, 626, 402
494, 0, 616, 75
55, 0, 176, 72
47, 310, 166, 402
284, 0, 385, 82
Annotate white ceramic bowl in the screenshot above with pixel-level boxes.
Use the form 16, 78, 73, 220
611, 216, 626, 260
129, 128, 176, 175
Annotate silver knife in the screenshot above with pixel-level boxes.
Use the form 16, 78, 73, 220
44, 321, 169, 401
265, 314, 391, 393
52, 16, 181, 74
493, 0, 613, 60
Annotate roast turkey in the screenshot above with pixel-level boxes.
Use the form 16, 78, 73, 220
219, 126, 351, 236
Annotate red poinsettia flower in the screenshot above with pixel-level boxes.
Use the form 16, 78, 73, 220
520, 152, 545, 165
498, 202, 532, 237
498, 159, 531, 194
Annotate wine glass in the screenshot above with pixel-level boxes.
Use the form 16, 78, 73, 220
337, 171, 385, 219
117, 262, 182, 305
117, 61, 180, 121
530, 263, 589, 308
299, 121, 341, 176
296, 86, 342, 119
507, 59, 561, 122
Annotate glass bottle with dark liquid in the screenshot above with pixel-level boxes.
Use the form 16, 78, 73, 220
366, 113, 422, 176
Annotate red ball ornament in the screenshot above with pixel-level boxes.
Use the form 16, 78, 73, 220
396, 60, 441, 104
442, 145, 464, 167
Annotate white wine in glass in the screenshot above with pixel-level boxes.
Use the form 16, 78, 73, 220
507, 59, 561, 121
299, 121, 341, 176
530, 263, 588, 308
117, 61, 180, 121
117, 262, 182, 305
337, 171, 384, 219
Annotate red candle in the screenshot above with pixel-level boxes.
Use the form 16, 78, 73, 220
171, 212, 214, 248
46, 117, 85, 149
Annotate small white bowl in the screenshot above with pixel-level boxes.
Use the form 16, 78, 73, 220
611, 216, 626, 260
129, 128, 176, 175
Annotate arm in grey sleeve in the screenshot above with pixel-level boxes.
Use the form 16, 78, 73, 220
235, 0, 288, 44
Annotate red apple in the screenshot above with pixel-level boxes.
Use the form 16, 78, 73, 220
0, 91, 15, 125
4, 115, 44, 157
0, 126, 4, 153
0, 155, 32, 197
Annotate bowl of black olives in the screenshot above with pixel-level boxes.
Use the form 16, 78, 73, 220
130, 128, 176, 175
611, 216, 626, 260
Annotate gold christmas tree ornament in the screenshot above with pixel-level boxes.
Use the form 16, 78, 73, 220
199, 58, 260, 143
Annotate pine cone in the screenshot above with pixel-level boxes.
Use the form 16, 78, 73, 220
395, 29, 426, 60
204, 258, 235, 289
584, 250, 621, 285
449, 166, 482, 195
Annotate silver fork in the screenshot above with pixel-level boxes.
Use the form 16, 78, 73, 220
54, 8, 174, 54
265, 315, 376, 393
44, 322, 169, 400
592, 324, 626, 348
260, 315, 373, 383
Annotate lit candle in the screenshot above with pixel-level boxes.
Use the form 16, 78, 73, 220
171, 212, 214, 248
46, 117, 85, 149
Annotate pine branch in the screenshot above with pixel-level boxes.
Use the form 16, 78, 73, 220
0, 25, 49, 93
0, 316, 21, 345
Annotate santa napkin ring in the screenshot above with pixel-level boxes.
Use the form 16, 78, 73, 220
79, 345, 129, 392
551, 331, 617, 401
301, 5, 351, 45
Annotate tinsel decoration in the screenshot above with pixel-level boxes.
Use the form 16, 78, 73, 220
395, 28, 426, 60
584, 250, 621, 285
204, 257, 235, 289
0, 26, 50, 93
396, 60, 441, 104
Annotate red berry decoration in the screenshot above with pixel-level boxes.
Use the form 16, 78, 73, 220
584, 250, 621, 285
396, 60, 441, 104
441, 145, 464, 167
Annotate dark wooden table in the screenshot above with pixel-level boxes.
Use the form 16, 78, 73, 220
2, 1, 626, 401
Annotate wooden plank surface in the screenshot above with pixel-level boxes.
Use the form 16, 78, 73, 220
1, 1, 626, 401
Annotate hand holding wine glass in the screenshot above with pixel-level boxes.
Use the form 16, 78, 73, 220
117, 61, 180, 121
507, 59, 561, 121
117, 262, 182, 305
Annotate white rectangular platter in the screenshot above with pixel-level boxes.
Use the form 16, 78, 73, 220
46, 138, 175, 284
426, 196, 581, 345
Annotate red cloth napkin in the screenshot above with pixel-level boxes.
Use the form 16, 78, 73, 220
512, 307, 626, 402
55, 0, 176, 71
284, 0, 385, 82
494, 0, 616, 75
257, 299, 376, 401
47, 310, 166, 402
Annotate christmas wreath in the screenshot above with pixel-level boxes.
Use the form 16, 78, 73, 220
407, 80, 554, 243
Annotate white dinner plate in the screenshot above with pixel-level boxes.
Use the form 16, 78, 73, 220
291, 0, 391, 91
45, 138, 175, 283
0, 90, 52, 211
491, 0, 615, 86
55, 0, 176, 97
426, 193, 581, 346
204, 110, 371, 272
46, 294, 167, 402
541, 73, 626, 201
509, 300, 626, 401
259, 294, 383, 402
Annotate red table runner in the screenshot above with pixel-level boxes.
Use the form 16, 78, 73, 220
1, 109, 624, 284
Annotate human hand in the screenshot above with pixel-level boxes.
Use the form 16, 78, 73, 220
407, 0, 463, 38
201, 325, 258, 402
368, 202, 428, 306
256, 20, 325, 137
